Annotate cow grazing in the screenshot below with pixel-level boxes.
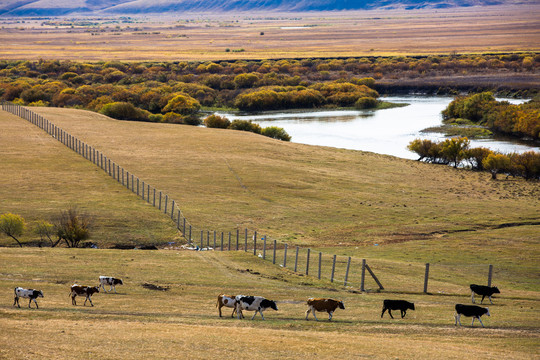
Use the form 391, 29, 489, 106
14, 287, 44, 309
216, 294, 239, 318
99, 276, 124, 293
470, 284, 500, 304
455, 304, 490, 327
70, 284, 100, 306
305, 298, 345, 321
381, 299, 415, 319
235, 295, 278, 320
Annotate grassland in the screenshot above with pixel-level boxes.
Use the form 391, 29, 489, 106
1, 102, 539, 358
3, 106, 536, 248
0, 6, 538, 61
0, 247, 538, 359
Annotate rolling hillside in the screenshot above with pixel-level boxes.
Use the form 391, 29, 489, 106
0, 0, 532, 16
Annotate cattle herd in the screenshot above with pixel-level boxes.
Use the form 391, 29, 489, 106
13, 279, 500, 328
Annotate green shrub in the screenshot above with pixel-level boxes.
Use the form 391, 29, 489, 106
100, 102, 148, 121
162, 93, 201, 115
261, 126, 291, 141
148, 113, 164, 122
355, 97, 378, 109
204, 114, 230, 128
228, 120, 261, 134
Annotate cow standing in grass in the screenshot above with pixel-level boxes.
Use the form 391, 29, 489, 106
14, 287, 44, 309
216, 294, 240, 318
235, 295, 278, 320
470, 284, 500, 304
99, 276, 123, 293
381, 299, 415, 319
455, 304, 490, 327
70, 284, 100, 306
305, 298, 345, 321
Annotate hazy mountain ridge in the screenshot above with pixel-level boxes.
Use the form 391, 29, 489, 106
0, 0, 530, 16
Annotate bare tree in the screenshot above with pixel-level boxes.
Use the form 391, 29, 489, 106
54, 207, 91, 248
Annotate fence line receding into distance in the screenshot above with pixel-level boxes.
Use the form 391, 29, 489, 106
2, 102, 497, 294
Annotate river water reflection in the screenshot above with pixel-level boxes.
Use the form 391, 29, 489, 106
216, 96, 538, 160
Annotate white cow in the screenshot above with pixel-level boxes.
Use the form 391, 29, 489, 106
235, 295, 278, 320
99, 276, 123, 293
14, 287, 44, 308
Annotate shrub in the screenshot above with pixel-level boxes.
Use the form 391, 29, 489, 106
162, 93, 201, 115
261, 126, 291, 141
204, 114, 230, 128
483, 153, 511, 179
228, 120, 261, 134
100, 102, 148, 121
148, 113, 164, 122
355, 97, 378, 109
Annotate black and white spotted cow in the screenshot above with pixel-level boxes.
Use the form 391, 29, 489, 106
13, 287, 44, 308
70, 284, 100, 306
455, 304, 490, 327
235, 295, 278, 320
99, 276, 124, 293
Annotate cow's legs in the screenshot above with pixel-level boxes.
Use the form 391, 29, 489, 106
488, 296, 493, 304
471, 291, 476, 303
381, 307, 387, 318
14, 296, 20, 308
481, 295, 486, 304
312, 309, 318, 321
455, 313, 461, 326
328, 311, 333, 321
32, 298, 39, 309
71, 295, 77, 306
259, 310, 266, 321
471, 317, 475, 326
305, 308, 311, 320
85, 295, 94, 306
401, 310, 406, 318
218, 304, 223, 317
28, 298, 32, 308
477, 316, 485, 328
251, 310, 258, 320
388, 309, 394, 319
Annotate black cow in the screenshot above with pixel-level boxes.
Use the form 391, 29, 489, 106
455, 304, 490, 327
381, 299, 415, 319
470, 284, 500, 304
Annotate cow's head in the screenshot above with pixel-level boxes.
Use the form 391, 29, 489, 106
37, 290, 44, 298
115, 279, 124, 285
485, 307, 490, 316
261, 299, 278, 311
492, 286, 500, 294
91, 286, 100, 294
338, 301, 345, 310
408, 302, 415, 311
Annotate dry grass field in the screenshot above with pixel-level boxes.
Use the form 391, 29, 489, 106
0, 247, 538, 359
0, 101, 539, 358
6, 106, 536, 249
0, 5, 539, 61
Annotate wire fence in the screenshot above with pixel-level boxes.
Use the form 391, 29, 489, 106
2, 101, 500, 294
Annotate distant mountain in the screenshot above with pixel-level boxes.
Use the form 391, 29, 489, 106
0, 0, 529, 16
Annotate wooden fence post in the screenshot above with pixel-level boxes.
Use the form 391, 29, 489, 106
207, 231, 210, 248
331, 255, 336, 282
200, 230, 203, 249
361, 259, 366, 292
344, 257, 351, 286
273, 240, 277, 265
294, 246, 299, 272
487, 264, 493, 287
177, 210, 180, 230
213, 231, 216, 249
283, 244, 288, 268
365, 263, 384, 290
137, 178, 140, 197
228, 232, 231, 251
423, 263, 430, 294
253, 231, 257, 256
182, 218, 186, 237
147, 184, 150, 203
159, 191, 162, 210
164, 195, 168, 214
263, 237, 266, 259
236, 229, 239, 251
142, 181, 145, 200
220, 232, 224, 251
126, 171, 130, 189
244, 229, 248, 252
306, 248, 311, 275
318, 252, 322, 280
188, 225, 192, 245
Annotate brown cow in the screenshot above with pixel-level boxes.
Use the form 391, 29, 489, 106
70, 284, 100, 306
216, 294, 240, 318
305, 298, 345, 321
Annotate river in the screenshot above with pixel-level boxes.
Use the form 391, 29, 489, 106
215, 96, 538, 160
